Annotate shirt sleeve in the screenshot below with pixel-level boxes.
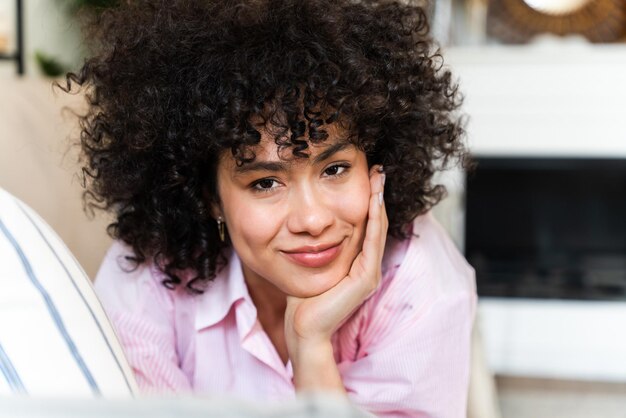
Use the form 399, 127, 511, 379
94, 243, 192, 394
339, 290, 476, 418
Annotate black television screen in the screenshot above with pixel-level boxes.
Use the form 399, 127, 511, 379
464, 157, 626, 301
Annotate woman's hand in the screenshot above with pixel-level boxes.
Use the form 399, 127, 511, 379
285, 165, 388, 391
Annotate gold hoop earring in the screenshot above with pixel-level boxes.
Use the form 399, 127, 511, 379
217, 217, 226, 242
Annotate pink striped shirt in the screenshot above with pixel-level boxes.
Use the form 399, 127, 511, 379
94, 213, 476, 417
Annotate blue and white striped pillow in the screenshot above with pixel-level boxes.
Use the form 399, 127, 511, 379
0, 188, 137, 398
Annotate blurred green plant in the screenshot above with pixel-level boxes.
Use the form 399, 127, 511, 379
34, 51, 68, 77
35, 0, 118, 77
61, 0, 119, 14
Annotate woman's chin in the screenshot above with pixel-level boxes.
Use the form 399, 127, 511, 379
286, 268, 348, 298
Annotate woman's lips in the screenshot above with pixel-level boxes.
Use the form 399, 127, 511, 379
281, 241, 343, 268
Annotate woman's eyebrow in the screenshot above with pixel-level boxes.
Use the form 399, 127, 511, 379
233, 141, 351, 175
312, 141, 351, 164
234, 161, 289, 175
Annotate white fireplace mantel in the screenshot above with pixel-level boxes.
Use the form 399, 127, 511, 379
439, 42, 626, 382
446, 42, 626, 158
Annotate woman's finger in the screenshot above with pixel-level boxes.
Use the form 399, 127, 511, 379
355, 165, 387, 285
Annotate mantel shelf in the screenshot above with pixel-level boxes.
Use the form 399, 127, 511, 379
444, 44, 626, 157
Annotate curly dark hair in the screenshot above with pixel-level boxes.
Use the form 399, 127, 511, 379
60, 0, 466, 292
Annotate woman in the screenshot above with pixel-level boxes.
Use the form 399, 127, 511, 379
65, 0, 476, 416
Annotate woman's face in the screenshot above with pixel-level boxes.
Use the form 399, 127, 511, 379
215, 127, 371, 298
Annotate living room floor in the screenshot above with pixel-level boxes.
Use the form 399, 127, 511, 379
497, 376, 626, 418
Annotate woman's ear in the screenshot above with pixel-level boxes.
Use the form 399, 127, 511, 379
202, 185, 223, 220
210, 201, 223, 220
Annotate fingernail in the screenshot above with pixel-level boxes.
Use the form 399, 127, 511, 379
379, 192, 383, 206
381, 173, 386, 187
378, 165, 384, 173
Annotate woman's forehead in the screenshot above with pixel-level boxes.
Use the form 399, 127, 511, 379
220, 122, 355, 166
220, 138, 357, 172
255, 135, 353, 161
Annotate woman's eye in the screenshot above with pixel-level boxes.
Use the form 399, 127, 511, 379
323, 164, 349, 177
252, 178, 279, 192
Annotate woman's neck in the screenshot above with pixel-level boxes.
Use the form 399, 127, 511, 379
241, 263, 287, 325
241, 263, 290, 364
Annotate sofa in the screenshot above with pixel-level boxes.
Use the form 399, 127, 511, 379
0, 77, 111, 278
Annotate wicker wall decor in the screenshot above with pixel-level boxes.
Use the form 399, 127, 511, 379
487, 0, 626, 43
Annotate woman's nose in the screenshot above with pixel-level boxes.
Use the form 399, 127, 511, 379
285, 184, 334, 237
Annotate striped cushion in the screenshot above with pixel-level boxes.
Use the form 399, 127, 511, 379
0, 188, 137, 397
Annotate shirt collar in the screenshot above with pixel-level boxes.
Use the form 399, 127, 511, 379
194, 219, 415, 332
194, 249, 251, 331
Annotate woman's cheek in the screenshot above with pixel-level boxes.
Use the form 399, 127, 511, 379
337, 178, 371, 227
230, 203, 279, 244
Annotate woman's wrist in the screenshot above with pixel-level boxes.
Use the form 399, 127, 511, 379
290, 338, 346, 394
